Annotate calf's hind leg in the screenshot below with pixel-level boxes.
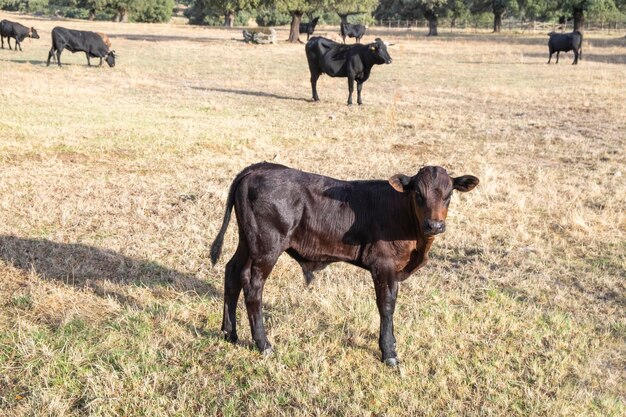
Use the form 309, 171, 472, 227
310, 71, 320, 101
46, 48, 55, 66
243, 258, 278, 354
357, 81, 364, 105
221, 242, 247, 344
347, 76, 355, 105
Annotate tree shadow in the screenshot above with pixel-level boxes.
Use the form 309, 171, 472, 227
0, 57, 49, 65
0, 235, 218, 303
193, 86, 309, 102
524, 52, 626, 65
110, 33, 225, 44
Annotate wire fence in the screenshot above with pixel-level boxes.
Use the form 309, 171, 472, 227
374, 19, 626, 34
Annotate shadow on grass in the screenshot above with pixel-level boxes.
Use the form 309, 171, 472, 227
193, 86, 309, 102
0, 235, 219, 302
0, 57, 49, 65
0, 57, 94, 67
523, 52, 626, 65
111, 33, 225, 43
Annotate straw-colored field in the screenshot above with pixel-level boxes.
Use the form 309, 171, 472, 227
0, 11, 624, 416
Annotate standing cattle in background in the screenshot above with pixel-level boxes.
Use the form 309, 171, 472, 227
210, 162, 479, 366
340, 18, 366, 43
299, 17, 320, 41
305, 36, 392, 105
0, 20, 40, 51
47, 27, 115, 67
548, 31, 583, 65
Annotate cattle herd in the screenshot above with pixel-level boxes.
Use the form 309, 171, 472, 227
0, 14, 587, 366
1, 19, 115, 67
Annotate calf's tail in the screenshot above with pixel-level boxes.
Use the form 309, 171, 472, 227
209, 169, 250, 265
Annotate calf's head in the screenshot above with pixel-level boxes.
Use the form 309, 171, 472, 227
389, 166, 479, 237
29, 27, 40, 39
105, 50, 116, 67
370, 38, 392, 64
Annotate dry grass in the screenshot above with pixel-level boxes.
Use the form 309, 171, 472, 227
0, 11, 625, 416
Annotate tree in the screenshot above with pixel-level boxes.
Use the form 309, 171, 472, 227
133, 0, 175, 22
263, 0, 377, 43
375, 0, 449, 36
187, 0, 259, 26
421, 0, 448, 35
447, 0, 470, 26
469, 0, 522, 32
557, 0, 619, 31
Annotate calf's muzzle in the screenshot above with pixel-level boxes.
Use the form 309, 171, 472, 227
423, 220, 445, 236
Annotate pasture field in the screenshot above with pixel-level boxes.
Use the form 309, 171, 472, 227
0, 11, 625, 416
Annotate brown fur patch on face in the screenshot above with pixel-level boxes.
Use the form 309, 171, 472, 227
415, 166, 453, 201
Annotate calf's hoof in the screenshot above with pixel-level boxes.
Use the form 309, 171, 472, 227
383, 357, 400, 367
262, 346, 274, 357
223, 332, 238, 344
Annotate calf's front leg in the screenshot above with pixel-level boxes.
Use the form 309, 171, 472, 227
372, 266, 400, 366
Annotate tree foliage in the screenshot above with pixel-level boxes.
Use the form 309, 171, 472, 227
186, 0, 259, 25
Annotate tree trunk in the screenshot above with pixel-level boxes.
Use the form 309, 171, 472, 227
114, 8, 129, 22
88, 8, 96, 21
451, 16, 456, 28
493, 10, 503, 32
424, 11, 438, 36
288, 11, 303, 43
573, 7, 584, 32
224, 10, 235, 27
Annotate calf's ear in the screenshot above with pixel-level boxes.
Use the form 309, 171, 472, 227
389, 174, 412, 192
453, 175, 479, 192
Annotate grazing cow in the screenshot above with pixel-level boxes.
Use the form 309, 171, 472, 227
210, 162, 479, 366
548, 31, 583, 65
47, 26, 115, 68
0, 20, 40, 51
340, 20, 366, 43
299, 17, 320, 41
305, 36, 392, 105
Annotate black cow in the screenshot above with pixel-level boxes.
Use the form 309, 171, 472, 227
0, 20, 40, 51
305, 36, 392, 105
548, 31, 583, 65
341, 20, 366, 43
47, 27, 115, 68
299, 17, 319, 41
210, 162, 479, 366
